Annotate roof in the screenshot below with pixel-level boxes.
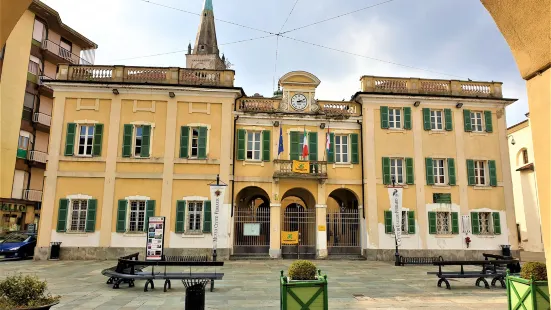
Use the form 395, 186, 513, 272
507, 119, 529, 134
204, 0, 213, 11
516, 163, 534, 172
351, 91, 518, 103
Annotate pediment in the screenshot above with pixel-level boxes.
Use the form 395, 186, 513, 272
279, 71, 321, 87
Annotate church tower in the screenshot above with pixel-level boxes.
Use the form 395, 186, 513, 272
186, 0, 226, 70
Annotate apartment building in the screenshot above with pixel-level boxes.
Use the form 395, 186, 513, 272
0, 0, 96, 233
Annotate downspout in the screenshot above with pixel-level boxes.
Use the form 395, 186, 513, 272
357, 119, 365, 219
230, 91, 244, 217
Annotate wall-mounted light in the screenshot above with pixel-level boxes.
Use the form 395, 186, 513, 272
112, 89, 119, 95
413, 101, 421, 107
273, 121, 280, 127
456, 102, 463, 109
320, 123, 326, 129
508, 135, 516, 145
169, 92, 175, 98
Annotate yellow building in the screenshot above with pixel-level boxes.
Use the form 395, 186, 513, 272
35, 0, 518, 260
0, 0, 96, 234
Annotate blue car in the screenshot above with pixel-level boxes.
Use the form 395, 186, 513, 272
0, 232, 36, 259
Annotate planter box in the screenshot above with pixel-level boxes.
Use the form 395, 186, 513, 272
280, 270, 328, 310
507, 275, 550, 310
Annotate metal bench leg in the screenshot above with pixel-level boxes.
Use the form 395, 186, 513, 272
106, 277, 114, 284
476, 277, 490, 289
164, 279, 171, 292
129, 279, 135, 288
210, 279, 214, 292
437, 278, 451, 290
113, 279, 122, 289
144, 279, 154, 292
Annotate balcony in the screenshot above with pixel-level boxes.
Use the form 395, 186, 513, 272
28, 150, 48, 164
237, 98, 361, 118
360, 76, 503, 98
55, 64, 235, 87
41, 40, 91, 65
33, 112, 51, 131
23, 189, 43, 202
38, 75, 55, 97
273, 159, 328, 183
16, 149, 28, 160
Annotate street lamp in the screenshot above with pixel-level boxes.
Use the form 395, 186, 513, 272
392, 176, 400, 266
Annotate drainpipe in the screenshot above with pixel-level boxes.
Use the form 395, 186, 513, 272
357, 119, 365, 219
230, 92, 244, 217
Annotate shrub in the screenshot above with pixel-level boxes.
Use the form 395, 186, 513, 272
288, 260, 317, 280
520, 262, 548, 281
0, 274, 60, 308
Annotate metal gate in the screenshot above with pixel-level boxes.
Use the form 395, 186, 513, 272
233, 205, 270, 255
282, 205, 316, 259
326, 208, 361, 255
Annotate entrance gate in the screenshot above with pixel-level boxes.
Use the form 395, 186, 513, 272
233, 205, 270, 255
281, 204, 316, 259
326, 208, 361, 255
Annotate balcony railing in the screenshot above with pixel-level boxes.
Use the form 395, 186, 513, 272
273, 159, 328, 181
23, 189, 43, 202
319, 102, 359, 117
239, 98, 278, 112
28, 150, 48, 164
56, 64, 235, 87
41, 40, 91, 65
33, 112, 51, 127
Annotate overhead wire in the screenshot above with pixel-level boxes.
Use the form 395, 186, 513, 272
279, 0, 300, 33
273, 0, 300, 92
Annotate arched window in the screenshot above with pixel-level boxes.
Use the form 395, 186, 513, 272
522, 149, 529, 164
517, 148, 529, 166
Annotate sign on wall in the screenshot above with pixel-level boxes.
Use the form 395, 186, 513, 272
210, 182, 227, 254
281, 231, 299, 245
145, 216, 165, 261
433, 193, 452, 204
243, 223, 260, 236
0, 204, 27, 212
388, 187, 403, 246
462, 215, 471, 234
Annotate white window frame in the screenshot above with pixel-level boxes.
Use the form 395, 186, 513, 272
186, 201, 204, 234
474, 160, 487, 186
189, 127, 200, 159
335, 134, 350, 164
68, 199, 88, 232
246, 131, 262, 161
388, 108, 402, 129
390, 158, 404, 184
127, 199, 147, 232
430, 110, 444, 131
76, 124, 95, 157
28, 55, 41, 75
18, 130, 32, 150
433, 159, 446, 185
436, 211, 452, 235
133, 125, 144, 158
477, 212, 493, 235
470, 111, 484, 132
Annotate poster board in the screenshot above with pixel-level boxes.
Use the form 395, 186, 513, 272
145, 216, 165, 261
243, 223, 260, 236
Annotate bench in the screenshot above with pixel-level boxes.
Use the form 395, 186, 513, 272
399, 255, 444, 266
428, 259, 519, 289
101, 254, 224, 292
483, 253, 521, 273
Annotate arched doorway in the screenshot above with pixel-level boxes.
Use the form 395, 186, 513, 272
233, 186, 270, 255
326, 189, 361, 255
281, 188, 316, 259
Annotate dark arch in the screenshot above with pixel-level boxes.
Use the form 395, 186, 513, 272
236, 186, 270, 208
329, 188, 359, 210
281, 187, 316, 208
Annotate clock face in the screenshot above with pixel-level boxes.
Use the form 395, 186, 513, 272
291, 94, 308, 111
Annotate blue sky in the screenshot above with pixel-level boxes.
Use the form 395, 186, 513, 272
43, 0, 528, 126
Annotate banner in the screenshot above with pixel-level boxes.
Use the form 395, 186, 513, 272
281, 231, 299, 245
388, 187, 403, 246
146, 216, 165, 261
209, 183, 227, 252
292, 160, 310, 174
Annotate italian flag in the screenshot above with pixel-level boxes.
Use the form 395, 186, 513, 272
302, 128, 309, 158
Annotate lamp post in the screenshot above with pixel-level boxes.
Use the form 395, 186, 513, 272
392, 176, 400, 266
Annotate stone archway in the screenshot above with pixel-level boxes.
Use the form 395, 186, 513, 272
233, 186, 270, 255
326, 188, 361, 255
281, 188, 317, 259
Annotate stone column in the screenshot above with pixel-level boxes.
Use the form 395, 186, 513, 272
269, 203, 281, 258
316, 204, 328, 258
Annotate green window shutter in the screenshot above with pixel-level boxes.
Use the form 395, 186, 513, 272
484, 111, 493, 133
145, 200, 155, 231
308, 132, 317, 161
447, 158, 456, 186
380, 106, 389, 129
382, 157, 391, 185
175, 200, 186, 233
451, 212, 459, 234
203, 201, 212, 233
408, 211, 415, 234
428, 212, 436, 234
488, 160, 497, 186
467, 159, 476, 185
425, 158, 434, 185
64, 123, 76, 156
290, 132, 300, 160
463, 109, 472, 132
85, 199, 97, 232
237, 129, 246, 161
92, 124, 103, 156
403, 107, 412, 130
327, 133, 335, 163
471, 212, 480, 234
198, 127, 207, 159
406, 158, 414, 185
140, 125, 151, 158
444, 109, 453, 131
384, 210, 392, 234
56, 199, 69, 232
122, 124, 133, 157
116, 200, 127, 232
493, 212, 501, 235
180, 126, 190, 158
422, 108, 431, 130
350, 134, 359, 164
262, 130, 271, 162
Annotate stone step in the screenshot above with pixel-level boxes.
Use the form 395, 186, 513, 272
326, 255, 367, 260
229, 255, 272, 260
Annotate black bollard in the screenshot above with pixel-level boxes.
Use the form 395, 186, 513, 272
185, 283, 205, 310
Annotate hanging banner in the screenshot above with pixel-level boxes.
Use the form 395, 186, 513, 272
388, 187, 403, 246
145, 216, 165, 261
292, 160, 310, 174
210, 183, 227, 253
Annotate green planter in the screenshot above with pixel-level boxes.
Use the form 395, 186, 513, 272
280, 270, 328, 310
507, 275, 550, 310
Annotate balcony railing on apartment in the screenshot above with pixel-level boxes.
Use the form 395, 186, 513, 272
28, 150, 48, 164
273, 159, 328, 181
23, 189, 43, 202
41, 40, 91, 65
55, 64, 235, 87
33, 112, 51, 127
360, 76, 503, 98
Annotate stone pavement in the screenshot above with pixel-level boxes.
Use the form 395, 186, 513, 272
0, 259, 508, 309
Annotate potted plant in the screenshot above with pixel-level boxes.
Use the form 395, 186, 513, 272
507, 262, 549, 310
0, 274, 60, 310
280, 260, 328, 310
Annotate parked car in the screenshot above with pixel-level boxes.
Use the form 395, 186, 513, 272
0, 232, 36, 259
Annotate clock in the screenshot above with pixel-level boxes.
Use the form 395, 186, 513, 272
290, 93, 308, 111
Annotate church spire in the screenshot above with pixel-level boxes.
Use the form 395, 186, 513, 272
203, 0, 213, 11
